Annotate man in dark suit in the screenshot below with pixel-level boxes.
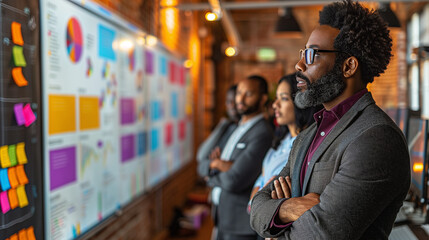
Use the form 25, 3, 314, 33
197, 85, 239, 179
206, 75, 273, 240
250, 1, 410, 239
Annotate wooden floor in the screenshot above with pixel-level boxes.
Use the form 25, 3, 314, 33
166, 216, 214, 240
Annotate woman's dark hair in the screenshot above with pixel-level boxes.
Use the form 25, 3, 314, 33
272, 73, 322, 150
319, 0, 392, 84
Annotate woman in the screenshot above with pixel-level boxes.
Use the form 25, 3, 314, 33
249, 73, 321, 206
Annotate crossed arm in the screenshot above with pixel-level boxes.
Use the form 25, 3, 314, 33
251, 125, 410, 239
269, 176, 320, 224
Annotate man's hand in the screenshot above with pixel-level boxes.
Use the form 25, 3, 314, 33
278, 193, 320, 223
271, 176, 292, 199
209, 159, 233, 172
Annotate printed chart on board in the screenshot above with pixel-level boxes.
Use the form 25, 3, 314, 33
41, 0, 193, 239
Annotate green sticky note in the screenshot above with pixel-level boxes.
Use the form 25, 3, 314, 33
8, 144, 17, 166
13, 45, 27, 67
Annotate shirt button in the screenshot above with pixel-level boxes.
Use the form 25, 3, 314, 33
320, 131, 325, 136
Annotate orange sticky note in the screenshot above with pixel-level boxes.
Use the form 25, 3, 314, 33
11, 22, 24, 46
8, 188, 19, 209
9, 234, 18, 240
1, 145, 12, 168
17, 142, 28, 165
27, 226, 36, 240
16, 185, 28, 208
18, 229, 28, 240
12, 67, 28, 87
16, 165, 29, 185
8, 167, 19, 188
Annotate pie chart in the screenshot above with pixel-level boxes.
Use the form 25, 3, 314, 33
66, 17, 83, 63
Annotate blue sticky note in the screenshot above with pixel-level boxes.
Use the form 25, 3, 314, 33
171, 92, 178, 118
0, 168, 11, 191
138, 132, 147, 156
98, 24, 116, 61
159, 55, 167, 76
150, 129, 159, 152
151, 101, 159, 121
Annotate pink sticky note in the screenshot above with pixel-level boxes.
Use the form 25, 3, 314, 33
23, 104, 36, 127
14, 103, 25, 126
1, 191, 11, 213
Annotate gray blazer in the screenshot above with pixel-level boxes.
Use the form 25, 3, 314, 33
208, 117, 273, 235
250, 93, 410, 239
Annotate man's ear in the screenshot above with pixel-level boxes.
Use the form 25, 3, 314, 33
343, 56, 359, 78
261, 94, 268, 107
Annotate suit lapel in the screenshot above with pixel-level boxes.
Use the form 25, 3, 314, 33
291, 125, 316, 198
301, 93, 375, 195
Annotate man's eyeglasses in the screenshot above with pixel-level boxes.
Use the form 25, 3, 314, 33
299, 48, 344, 65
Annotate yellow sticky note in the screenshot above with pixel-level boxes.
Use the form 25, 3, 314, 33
16, 185, 28, 208
8, 188, 19, 209
8, 167, 19, 188
27, 226, 36, 240
16, 165, 29, 185
49, 95, 76, 135
79, 96, 100, 131
17, 142, 28, 165
1, 145, 12, 168
12, 45, 27, 67
12, 67, 28, 87
19, 229, 28, 240
11, 22, 24, 46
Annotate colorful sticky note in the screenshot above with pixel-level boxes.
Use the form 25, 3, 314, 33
19, 229, 28, 240
16, 142, 28, 165
10, 234, 18, 240
0, 168, 11, 191
14, 103, 26, 126
1, 145, 12, 168
11, 22, 24, 46
8, 144, 17, 166
12, 45, 27, 67
16, 185, 28, 208
1, 191, 11, 213
8, 167, 19, 188
16, 165, 29, 185
8, 188, 19, 209
27, 226, 36, 240
23, 104, 36, 127
12, 67, 28, 87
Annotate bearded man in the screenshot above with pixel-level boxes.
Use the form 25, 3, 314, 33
250, 1, 410, 239
207, 75, 273, 240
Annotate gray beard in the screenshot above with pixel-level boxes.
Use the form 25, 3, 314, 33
294, 63, 346, 109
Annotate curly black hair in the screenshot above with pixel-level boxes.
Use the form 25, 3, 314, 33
319, 0, 392, 84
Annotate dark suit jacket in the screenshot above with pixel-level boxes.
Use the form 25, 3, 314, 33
250, 93, 410, 239
208, 117, 273, 235
197, 118, 237, 178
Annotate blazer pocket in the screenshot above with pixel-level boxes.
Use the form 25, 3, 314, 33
313, 161, 336, 172
308, 161, 336, 194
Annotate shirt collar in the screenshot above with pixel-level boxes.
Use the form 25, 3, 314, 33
238, 113, 264, 128
313, 88, 368, 123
